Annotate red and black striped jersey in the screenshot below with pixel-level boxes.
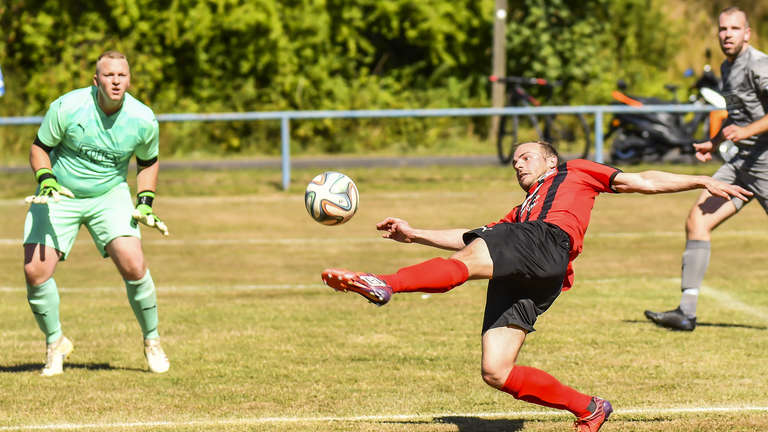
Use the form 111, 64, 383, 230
488, 159, 622, 290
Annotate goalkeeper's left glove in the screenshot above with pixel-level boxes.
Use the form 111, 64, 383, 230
131, 190, 169, 236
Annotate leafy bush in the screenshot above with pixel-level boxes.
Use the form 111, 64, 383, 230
0, 0, 685, 158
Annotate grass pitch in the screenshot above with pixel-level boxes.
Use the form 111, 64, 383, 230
0, 163, 767, 431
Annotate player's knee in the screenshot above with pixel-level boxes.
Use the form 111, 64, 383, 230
452, 246, 492, 279
24, 263, 53, 287
685, 213, 709, 238
120, 260, 147, 281
481, 368, 505, 389
481, 361, 512, 389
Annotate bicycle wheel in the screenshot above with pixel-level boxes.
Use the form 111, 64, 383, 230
542, 114, 592, 159
497, 113, 543, 164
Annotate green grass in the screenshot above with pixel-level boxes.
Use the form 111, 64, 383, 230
0, 163, 766, 431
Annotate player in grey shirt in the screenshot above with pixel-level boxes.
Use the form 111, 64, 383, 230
646, 6, 768, 330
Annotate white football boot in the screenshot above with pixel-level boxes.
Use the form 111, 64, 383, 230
144, 339, 170, 373
41, 336, 74, 377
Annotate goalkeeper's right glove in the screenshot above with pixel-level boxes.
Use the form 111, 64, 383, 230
25, 168, 75, 204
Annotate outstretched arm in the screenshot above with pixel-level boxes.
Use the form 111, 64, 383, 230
376, 217, 468, 251
613, 170, 752, 201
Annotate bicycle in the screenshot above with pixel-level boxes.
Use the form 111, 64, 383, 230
490, 75, 591, 164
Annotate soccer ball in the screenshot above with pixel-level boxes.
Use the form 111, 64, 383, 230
304, 171, 359, 225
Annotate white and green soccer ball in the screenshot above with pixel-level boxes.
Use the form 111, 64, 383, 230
304, 171, 359, 225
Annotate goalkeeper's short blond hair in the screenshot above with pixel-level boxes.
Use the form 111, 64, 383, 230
95, 50, 129, 74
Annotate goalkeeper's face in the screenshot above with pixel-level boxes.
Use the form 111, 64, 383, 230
94, 57, 131, 106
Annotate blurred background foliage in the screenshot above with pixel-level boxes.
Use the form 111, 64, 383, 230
0, 0, 766, 160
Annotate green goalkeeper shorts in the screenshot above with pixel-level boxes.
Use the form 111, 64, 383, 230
23, 182, 141, 260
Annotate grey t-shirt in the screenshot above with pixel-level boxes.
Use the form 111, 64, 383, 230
721, 45, 768, 147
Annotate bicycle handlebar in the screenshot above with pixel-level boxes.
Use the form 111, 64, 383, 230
489, 75, 563, 87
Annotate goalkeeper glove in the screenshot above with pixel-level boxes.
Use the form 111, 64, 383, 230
25, 168, 75, 204
131, 190, 169, 236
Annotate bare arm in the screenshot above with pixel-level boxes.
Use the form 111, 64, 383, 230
613, 170, 752, 201
376, 217, 468, 251
694, 112, 768, 163
722, 113, 768, 143
29, 143, 52, 173
136, 160, 159, 193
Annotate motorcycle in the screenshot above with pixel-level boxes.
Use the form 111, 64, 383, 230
607, 51, 729, 163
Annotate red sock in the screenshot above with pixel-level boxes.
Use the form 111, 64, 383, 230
501, 365, 592, 418
380, 258, 469, 293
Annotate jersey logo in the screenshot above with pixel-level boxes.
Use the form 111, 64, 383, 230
520, 194, 539, 216
518, 181, 544, 221
78, 144, 127, 168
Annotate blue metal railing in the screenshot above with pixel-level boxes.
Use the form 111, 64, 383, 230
1, 104, 719, 189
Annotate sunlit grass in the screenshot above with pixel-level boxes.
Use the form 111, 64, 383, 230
0, 163, 765, 431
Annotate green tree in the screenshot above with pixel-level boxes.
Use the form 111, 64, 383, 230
0, 0, 693, 158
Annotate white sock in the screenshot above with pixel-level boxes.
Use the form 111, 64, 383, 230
679, 288, 699, 319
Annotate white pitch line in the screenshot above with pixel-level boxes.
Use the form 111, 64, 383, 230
2, 230, 768, 247
0, 284, 322, 293
587, 278, 768, 322
1, 278, 766, 323
1, 406, 766, 431
147, 238, 382, 246
0, 191, 505, 208
702, 284, 768, 321
0, 237, 382, 246
587, 230, 768, 239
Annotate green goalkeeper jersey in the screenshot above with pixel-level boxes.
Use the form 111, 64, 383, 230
36, 86, 159, 198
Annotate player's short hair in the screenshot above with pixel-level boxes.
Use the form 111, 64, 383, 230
95, 50, 129, 73
514, 141, 559, 162
535, 140, 559, 160
719, 6, 749, 28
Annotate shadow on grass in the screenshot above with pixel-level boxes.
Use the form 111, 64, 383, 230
435, 416, 526, 431
624, 319, 767, 330
382, 416, 525, 431
0, 362, 145, 373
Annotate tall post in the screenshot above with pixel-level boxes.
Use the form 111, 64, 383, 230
489, 0, 508, 142
281, 116, 291, 190
594, 109, 604, 163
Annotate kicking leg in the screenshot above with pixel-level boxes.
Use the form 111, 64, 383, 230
322, 238, 491, 304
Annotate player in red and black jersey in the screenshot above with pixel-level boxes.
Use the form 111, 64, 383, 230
322, 141, 751, 431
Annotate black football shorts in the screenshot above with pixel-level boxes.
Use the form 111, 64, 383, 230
463, 220, 571, 333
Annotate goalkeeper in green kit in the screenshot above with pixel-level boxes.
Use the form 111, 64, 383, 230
23, 50, 170, 376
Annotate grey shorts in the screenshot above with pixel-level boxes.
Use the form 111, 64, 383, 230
715, 146, 768, 213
